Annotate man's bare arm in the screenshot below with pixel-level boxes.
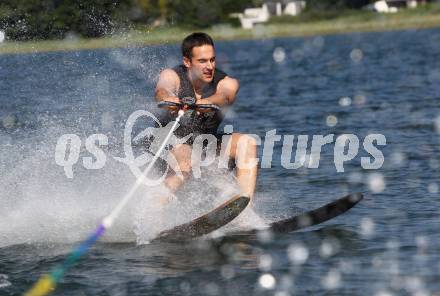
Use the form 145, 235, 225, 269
198, 77, 239, 107
155, 69, 180, 103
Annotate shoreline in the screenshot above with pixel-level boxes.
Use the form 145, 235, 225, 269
1, 11, 440, 55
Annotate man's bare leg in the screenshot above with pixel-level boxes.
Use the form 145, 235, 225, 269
162, 135, 258, 202
226, 133, 258, 200
160, 144, 192, 204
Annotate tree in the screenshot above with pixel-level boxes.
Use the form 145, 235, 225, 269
0, 0, 257, 40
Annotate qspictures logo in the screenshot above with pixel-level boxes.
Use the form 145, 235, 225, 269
54, 110, 386, 185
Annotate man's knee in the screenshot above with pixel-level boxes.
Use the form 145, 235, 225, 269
230, 134, 258, 170
170, 144, 192, 172
237, 134, 258, 153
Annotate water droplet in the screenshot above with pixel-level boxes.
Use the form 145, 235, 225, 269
320, 242, 334, 258
354, 94, 367, 106
339, 97, 352, 107
258, 273, 276, 289
386, 240, 400, 251
360, 217, 375, 238
321, 269, 341, 290
429, 69, 440, 83
2, 115, 15, 129
204, 282, 219, 296
0, 30, 5, 43
0, 274, 11, 289
390, 151, 406, 167
257, 228, 274, 243
372, 256, 382, 268
338, 260, 355, 273
273, 47, 286, 63
428, 182, 438, 194
350, 48, 363, 63
368, 173, 386, 193
326, 115, 338, 127
404, 277, 424, 293
319, 237, 340, 258
415, 236, 428, 250
287, 243, 309, 265
220, 265, 235, 279
429, 158, 439, 169
258, 254, 273, 271
223, 124, 233, 134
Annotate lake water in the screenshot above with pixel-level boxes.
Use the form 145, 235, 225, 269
1, 28, 440, 295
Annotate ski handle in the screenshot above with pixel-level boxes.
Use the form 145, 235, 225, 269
157, 98, 220, 111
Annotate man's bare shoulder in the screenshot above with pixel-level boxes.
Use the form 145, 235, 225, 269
156, 68, 180, 101
215, 76, 239, 105
219, 76, 239, 90
159, 68, 180, 82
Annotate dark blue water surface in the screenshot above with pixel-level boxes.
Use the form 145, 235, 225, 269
1, 28, 440, 295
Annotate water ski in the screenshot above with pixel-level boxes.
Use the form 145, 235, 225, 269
152, 194, 250, 242
261, 192, 363, 234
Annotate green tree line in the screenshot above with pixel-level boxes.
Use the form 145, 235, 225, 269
0, 0, 258, 40
0, 0, 371, 41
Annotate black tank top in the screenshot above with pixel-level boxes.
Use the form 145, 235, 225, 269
164, 65, 228, 139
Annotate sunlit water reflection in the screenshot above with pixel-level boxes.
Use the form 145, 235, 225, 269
1, 28, 440, 295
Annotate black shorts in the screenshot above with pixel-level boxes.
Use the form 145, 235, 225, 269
184, 133, 235, 169
183, 132, 225, 155
142, 132, 235, 173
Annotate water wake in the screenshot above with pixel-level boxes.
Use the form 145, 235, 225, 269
0, 123, 255, 247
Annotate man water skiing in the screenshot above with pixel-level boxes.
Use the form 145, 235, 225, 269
155, 32, 258, 202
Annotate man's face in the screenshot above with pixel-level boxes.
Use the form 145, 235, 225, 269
184, 45, 216, 83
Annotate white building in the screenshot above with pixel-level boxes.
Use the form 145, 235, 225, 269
368, 0, 421, 13
237, 4, 271, 29
233, 1, 306, 29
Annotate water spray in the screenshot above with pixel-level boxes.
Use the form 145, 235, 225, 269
24, 109, 185, 296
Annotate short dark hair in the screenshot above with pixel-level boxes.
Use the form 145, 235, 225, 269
181, 32, 214, 59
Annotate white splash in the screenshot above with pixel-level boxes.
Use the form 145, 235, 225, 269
339, 97, 352, 107
350, 48, 363, 63
2, 115, 15, 129
428, 183, 438, 194
273, 47, 286, 63
368, 173, 386, 193
354, 94, 367, 106
258, 273, 276, 289
0, 122, 243, 247
321, 269, 341, 290
258, 254, 273, 271
319, 237, 340, 258
390, 151, 406, 167
360, 217, 375, 238
287, 243, 309, 265
0, 274, 11, 289
326, 115, 338, 127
